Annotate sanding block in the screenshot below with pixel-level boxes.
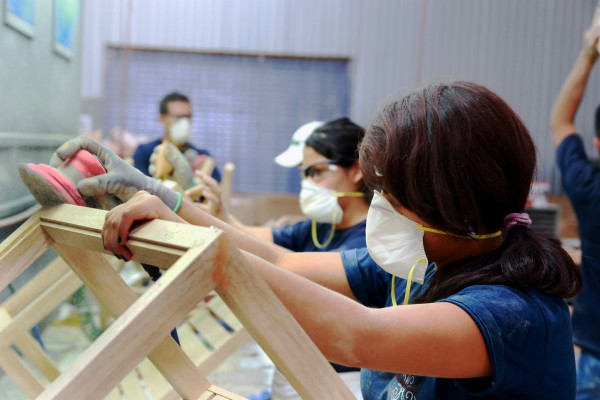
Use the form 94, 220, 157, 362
18, 149, 120, 209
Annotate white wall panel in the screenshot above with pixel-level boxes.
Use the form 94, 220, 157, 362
81, 0, 599, 192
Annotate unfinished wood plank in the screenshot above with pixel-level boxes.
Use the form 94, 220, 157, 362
187, 309, 230, 350
2, 256, 69, 315
0, 270, 82, 344
0, 212, 53, 293
119, 369, 146, 399
0, 345, 45, 398
14, 333, 61, 382
104, 387, 122, 400
178, 323, 212, 364
216, 247, 354, 400
136, 358, 172, 400
39, 240, 221, 400
207, 385, 248, 400
51, 243, 213, 399
38, 204, 223, 269
196, 329, 251, 377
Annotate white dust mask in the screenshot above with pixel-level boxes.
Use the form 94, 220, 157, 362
299, 179, 344, 224
169, 118, 192, 145
366, 190, 502, 305
366, 190, 429, 286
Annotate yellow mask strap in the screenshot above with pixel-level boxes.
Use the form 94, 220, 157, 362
391, 258, 427, 306
311, 207, 341, 249
417, 224, 501, 240
332, 191, 365, 198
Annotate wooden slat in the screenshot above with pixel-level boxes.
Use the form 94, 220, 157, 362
104, 387, 122, 400
178, 323, 212, 364
47, 243, 214, 400
216, 248, 354, 400
2, 256, 69, 315
14, 333, 61, 382
0, 271, 82, 344
0, 345, 45, 398
39, 241, 220, 399
196, 329, 251, 378
187, 309, 230, 350
119, 369, 146, 399
0, 212, 53, 293
136, 358, 172, 400
37, 204, 224, 269
207, 385, 248, 400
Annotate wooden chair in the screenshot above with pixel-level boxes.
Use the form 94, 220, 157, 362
0, 204, 353, 399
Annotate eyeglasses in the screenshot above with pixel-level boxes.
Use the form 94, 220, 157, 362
298, 160, 339, 180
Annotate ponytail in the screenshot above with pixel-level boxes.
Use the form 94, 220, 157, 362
414, 226, 582, 304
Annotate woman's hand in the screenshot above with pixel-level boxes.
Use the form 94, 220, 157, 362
185, 170, 231, 221
583, 25, 600, 59
102, 191, 183, 261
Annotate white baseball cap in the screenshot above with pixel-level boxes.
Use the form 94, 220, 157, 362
274, 121, 324, 168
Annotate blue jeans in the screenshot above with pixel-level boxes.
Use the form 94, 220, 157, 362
577, 350, 600, 400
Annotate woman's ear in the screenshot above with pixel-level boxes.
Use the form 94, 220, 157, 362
350, 160, 363, 185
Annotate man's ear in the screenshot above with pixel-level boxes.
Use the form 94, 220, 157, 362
594, 137, 600, 154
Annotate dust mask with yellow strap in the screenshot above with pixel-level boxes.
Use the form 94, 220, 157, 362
365, 190, 501, 305
299, 179, 364, 248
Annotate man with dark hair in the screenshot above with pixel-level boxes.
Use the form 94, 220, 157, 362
133, 91, 221, 183
551, 25, 600, 399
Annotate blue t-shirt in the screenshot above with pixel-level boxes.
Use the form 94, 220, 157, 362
342, 247, 577, 400
272, 219, 366, 253
557, 134, 600, 359
133, 138, 221, 182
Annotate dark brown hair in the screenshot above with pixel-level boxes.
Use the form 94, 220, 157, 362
360, 81, 581, 302
307, 117, 371, 203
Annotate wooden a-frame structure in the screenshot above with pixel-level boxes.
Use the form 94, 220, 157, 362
0, 204, 353, 399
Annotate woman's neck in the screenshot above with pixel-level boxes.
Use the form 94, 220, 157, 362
337, 198, 369, 229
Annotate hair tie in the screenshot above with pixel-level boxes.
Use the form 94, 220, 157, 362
503, 213, 532, 231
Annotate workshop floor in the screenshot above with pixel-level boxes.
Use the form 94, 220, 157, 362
0, 322, 274, 399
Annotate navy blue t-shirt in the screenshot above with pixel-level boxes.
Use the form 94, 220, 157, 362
557, 134, 600, 359
272, 219, 366, 253
342, 247, 577, 400
133, 138, 221, 182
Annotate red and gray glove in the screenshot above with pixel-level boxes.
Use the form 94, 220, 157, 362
50, 136, 179, 210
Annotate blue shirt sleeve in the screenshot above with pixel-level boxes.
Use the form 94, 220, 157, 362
556, 134, 599, 200
133, 141, 157, 176
342, 247, 390, 308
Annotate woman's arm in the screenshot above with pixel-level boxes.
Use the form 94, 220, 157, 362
103, 191, 491, 378
244, 251, 491, 379
104, 192, 356, 298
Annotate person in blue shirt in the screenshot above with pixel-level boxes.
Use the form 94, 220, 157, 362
196, 117, 369, 254
192, 117, 369, 399
133, 91, 221, 183
53, 80, 583, 400
551, 24, 600, 400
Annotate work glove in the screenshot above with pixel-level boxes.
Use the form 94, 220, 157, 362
50, 136, 179, 210
148, 141, 194, 188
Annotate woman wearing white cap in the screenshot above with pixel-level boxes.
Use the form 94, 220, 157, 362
194, 118, 370, 399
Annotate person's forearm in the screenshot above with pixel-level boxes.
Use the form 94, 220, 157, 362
242, 250, 366, 367
176, 199, 288, 264
551, 49, 598, 144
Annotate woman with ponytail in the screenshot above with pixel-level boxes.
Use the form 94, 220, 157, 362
57, 80, 582, 399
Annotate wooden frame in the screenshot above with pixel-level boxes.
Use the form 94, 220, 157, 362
0, 204, 352, 399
